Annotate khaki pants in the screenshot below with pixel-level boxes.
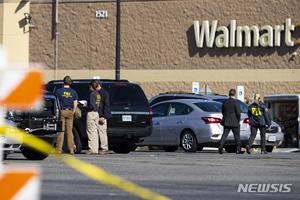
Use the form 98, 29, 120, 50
86, 112, 99, 153
56, 110, 74, 151
98, 119, 108, 151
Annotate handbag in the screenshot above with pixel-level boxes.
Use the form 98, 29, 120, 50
73, 105, 82, 121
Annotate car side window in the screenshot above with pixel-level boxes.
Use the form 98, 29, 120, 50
167, 103, 187, 116
187, 106, 194, 114
213, 98, 248, 113
152, 103, 170, 118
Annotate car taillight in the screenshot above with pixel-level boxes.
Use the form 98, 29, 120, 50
116, 83, 127, 86
149, 108, 153, 120
243, 118, 249, 124
201, 117, 222, 124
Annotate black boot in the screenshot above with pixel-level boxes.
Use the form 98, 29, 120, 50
218, 147, 223, 154
261, 150, 268, 154
246, 145, 251, 154
236, 147, 243, 154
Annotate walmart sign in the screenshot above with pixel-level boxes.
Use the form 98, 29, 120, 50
193, 18, 299, 48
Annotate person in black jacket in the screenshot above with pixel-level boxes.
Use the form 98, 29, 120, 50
219, 89, 242, 154
84, 81, 101, 154
96, 81, 112, 155
246, 93, 271, 154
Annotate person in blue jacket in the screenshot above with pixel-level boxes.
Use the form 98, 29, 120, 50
52, 76, 78, 155
246, 93, 271, 154
96, 80, 112, 155
85, 80, 101, 154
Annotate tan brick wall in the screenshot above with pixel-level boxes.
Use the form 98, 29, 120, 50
29, 0, 300, 99
0, 2, 30, 64
29, 0, 300, 70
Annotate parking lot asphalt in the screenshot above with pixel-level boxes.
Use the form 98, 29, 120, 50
2, 148, 300, 200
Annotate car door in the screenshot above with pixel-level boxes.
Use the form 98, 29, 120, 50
143, 103, 170, 144
161, 103, 187, 145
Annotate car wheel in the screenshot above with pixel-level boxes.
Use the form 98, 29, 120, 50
162, 146, 178, 152
131, 144, 137, 151
73, 128, 82, 154
266, 146, 274, 153
112, 142, 135, 154
181, 131, 197, 152
21, 146, 49, 160
224, 146, 236, 153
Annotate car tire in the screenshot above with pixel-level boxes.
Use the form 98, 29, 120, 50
131, 144, 137, 151
266, 146, 274, 153
181, 131, 198, 152
224, 146, 236, 153
112, 142, 135, 154
21, 146, 49, 160
162, 146, 178, 152
73, 128, 82, 154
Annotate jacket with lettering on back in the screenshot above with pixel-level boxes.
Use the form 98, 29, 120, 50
247, 101, 271, 127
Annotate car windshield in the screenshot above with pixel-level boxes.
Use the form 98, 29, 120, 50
213, 98, 248, 113
194, 102, 222, 112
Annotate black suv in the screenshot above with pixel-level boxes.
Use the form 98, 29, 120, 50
46, 79, 153, 154
9, 90, 62, 160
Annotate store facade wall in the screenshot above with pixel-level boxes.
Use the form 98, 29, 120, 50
0, 1, 30, 64
29, 0, 300, 100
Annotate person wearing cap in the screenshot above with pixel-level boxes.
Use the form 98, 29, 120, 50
85, 80, 101, 154
96, 80, 112, 155
52, 76, 78, 155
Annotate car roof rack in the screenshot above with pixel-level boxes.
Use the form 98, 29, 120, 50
47, 79, 130, 84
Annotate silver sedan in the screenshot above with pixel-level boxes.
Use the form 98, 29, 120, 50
139, 99, 250, 152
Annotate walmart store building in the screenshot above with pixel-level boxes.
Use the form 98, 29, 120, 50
1, 0, 300, 99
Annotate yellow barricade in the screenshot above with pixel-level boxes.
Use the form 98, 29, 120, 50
1, 126, 171, 200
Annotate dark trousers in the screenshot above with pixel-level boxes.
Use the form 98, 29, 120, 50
248, 126, 266, 151
219, 126, 241, 151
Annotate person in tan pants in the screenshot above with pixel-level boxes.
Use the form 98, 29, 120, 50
96, 81, 112, 155
85, 81, 101, 154
56, 109, 75, 153
52, 76, 78, 155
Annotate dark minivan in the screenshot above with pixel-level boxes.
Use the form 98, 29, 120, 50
46, 79, 153, 154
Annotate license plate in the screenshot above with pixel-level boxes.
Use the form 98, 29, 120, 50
0, 136, 6, 144
268, 135, 276, 142
122, 115, 132, 121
